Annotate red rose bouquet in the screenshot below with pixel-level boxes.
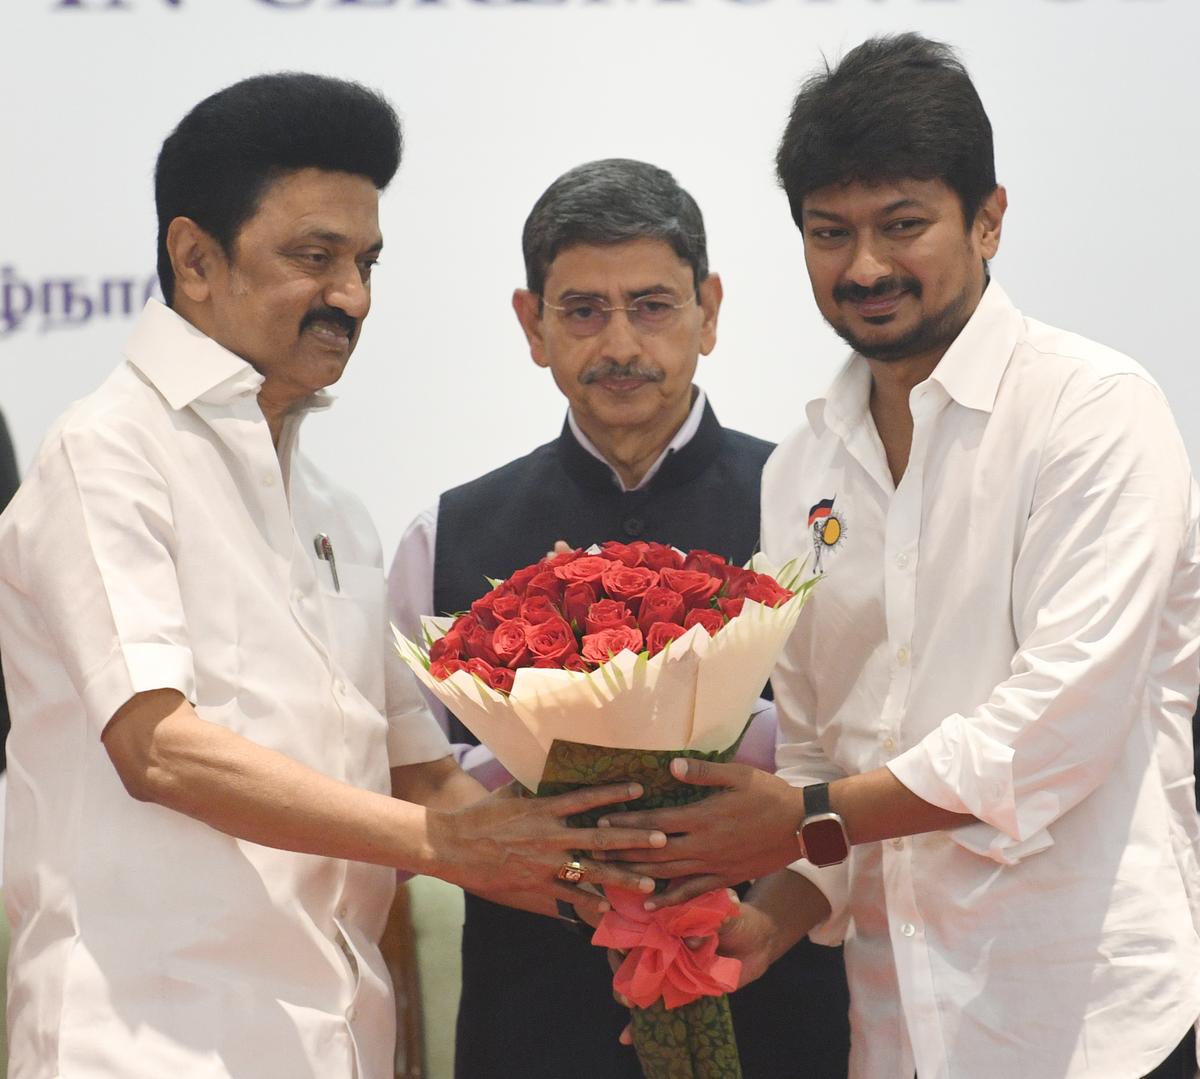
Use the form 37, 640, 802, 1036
395, 542, 814, 1079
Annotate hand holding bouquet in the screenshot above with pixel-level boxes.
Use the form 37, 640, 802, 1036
396, 540, 813, 1079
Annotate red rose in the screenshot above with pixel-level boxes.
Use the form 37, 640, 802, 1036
429, 632, 464, 663
429, 657, 467, 680
561, 581, 596, 628
553, 555, 612, 586
506, 562, 544, 595
660, 567, 723, 610
562, 653, 590, 673
585, 598, 638, 634
682, 549, 732, 579
600, 563, 660, 607
722, 566, 758, 599
492, 592, 523, 622
465, 657, 515, 693
581, 625, 644, 664
717, 596, 744, 619
492, 618, 533, 669
600, 541, 645, 567
641, 543, 685, 571
683, 607, 725, 636
471, 586, 514, 630
645, 621, 688, 656
525, 617, 579, 663
525, 569, 565, 604
636, 587, 686, 635
520, 594, 562, 625
741, 575, 794, 608
461, 617, 500, 663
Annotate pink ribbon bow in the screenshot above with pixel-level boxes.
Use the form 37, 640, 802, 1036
590, 886, 742, 1010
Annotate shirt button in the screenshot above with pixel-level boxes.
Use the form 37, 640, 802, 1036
895, 552, 909, 569
900, 922, 916, 938
622, 516, 645, 538
892, 838, 905, 850
896, 646, 909, 666
346, 1005, 357, 1023
883, 737, 896, 751
261, 474, 275, 487
292, 589, 305, 606
334, 680, 346, 697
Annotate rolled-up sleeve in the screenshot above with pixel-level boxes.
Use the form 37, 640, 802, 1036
9, 418, 196, 733
889, 372, 1193, 852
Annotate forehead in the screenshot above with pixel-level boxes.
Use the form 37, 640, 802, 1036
544, 237, 692, 297
240, 167, 382, 244
802, 176, 961, 221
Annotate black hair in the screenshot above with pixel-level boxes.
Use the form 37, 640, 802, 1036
154, 72, 402, 304
522, 158, 708, 296
776, 33, 996, 228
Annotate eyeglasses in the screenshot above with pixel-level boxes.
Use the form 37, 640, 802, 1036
542, 293, 694, 338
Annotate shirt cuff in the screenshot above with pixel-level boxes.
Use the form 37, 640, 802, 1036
83, 642, 196, 733
386, 703, 452, 767
785, 858, 851, 946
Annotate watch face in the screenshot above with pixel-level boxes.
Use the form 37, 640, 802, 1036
803, 815, 849, 867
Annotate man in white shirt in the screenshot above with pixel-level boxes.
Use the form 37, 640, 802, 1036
605, 34, 1200, 1079
0, 74, 661, 1079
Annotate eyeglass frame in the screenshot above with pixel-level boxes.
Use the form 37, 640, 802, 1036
539, 291, 697, 337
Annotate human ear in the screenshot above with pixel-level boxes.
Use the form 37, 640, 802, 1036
697, 273, 723, 356
166, 217, 219, 304
512, 288, 550, 368
976, 186, 1007, 261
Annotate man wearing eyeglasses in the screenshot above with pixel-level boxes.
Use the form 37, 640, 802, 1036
388, 158, 851, 1078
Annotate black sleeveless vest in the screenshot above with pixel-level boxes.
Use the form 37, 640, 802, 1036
433, 403, 849, 1079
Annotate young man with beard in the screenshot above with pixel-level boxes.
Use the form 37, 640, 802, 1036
389, 158, 851, 1079
603, 35, 1200, 1079
0, 76, 664, 1079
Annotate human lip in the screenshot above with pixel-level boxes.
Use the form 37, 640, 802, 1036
847, 291, 908, 319
304, 321, 354, 349
594, 376, 652, 394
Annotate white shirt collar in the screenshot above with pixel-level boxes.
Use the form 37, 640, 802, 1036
805, 281, 1022, 439
568, 386, 708, 493
123, 299, 335, 416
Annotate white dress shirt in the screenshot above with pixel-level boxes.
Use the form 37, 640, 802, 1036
763, 282, 1200, 1079
0, 300, 449, 1079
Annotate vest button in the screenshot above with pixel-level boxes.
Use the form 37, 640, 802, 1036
622, 516, 645, 537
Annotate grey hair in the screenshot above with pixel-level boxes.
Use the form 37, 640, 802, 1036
521, 158, 709, 296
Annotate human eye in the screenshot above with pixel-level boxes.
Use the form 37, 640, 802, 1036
807, 227, 848, 244
885, 218, 928, 236
632, 295, 679, 325
358, 257, 379, 282
293, 249, 331, 269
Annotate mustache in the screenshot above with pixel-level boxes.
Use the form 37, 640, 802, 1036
580, 360, 665, 385
300, 306, 358, 338
833, 276, 923, 304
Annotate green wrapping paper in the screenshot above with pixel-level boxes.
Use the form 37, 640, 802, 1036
535, 735, 748, 1079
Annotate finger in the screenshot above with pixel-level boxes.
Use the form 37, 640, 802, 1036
644, 874, 725, 910
560, 885, 609, 923
542, 782, 645, 817
602, 858, 712, 879
668, 757, 743, 788
595, 806, 692, 831
552, 540, 573, 554
573, 859, 657, 894
619, 1023, 633, 1046
576, 825, 667, 853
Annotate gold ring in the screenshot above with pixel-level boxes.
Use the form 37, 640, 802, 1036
555, 859, 587, 884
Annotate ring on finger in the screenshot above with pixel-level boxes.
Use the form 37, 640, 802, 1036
555, 858, 588, 884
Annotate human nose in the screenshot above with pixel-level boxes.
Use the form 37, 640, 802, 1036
843, 235, 891, 287
325, 264, 371, 320
597, 306, 641, 360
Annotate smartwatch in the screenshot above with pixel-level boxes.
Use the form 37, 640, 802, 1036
797, 782, 850, 868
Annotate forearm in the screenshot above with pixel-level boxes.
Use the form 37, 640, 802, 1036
105, 688, 453, 876
830, 766, 975, 846
746, 870, 831, 954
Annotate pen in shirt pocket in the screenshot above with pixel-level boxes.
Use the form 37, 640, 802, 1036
313, 533, 340, 592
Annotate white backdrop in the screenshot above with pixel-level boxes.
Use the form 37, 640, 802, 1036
3, 0, 1198, 557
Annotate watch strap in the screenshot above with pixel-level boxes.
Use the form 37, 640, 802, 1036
803, 781, 832, 819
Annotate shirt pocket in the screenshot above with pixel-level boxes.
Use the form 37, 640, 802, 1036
315, 561, 385, 710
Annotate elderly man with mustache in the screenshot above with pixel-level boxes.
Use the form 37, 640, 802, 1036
388, 158, 851, 1079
